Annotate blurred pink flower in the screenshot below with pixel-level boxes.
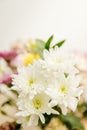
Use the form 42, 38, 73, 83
0, 51, 18, 61
10, 54, 24, 67
0, 74, 12, 85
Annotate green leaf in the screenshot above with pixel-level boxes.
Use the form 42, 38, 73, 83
0, 110, 7, 116
35, 39, 45, 58
59, 113, 84, 130
53, 40, 65, 48
45, 35, 53, 50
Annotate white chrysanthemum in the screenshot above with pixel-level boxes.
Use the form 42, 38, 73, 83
0, 58, 12, 78
46, 74, 83, 115
43, 47, 78, 75
12, 61, 48, 99
16, 93, 58, 127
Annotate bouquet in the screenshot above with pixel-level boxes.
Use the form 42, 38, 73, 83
0, 35, 86, 130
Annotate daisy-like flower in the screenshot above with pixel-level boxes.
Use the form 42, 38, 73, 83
43, 47, 78, 75
12, 61, 47, 99
46, 73, 83, 115
16, 93, 58, 127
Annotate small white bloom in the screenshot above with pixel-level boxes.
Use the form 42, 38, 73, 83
12, 61, 47, 99
46, 74, 82, 115
43, 47, 78, 75
16, 93, 58, 127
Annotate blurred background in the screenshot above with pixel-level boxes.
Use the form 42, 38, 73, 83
0, 1, 87, 129
0, 0, 87, 51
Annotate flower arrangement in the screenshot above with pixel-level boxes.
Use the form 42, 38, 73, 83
0, 35, 87, 130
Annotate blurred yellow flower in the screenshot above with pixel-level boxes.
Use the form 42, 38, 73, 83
24, 53, 40, 66
27, 39, 37, 52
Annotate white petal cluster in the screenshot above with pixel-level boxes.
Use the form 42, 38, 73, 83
12, 47, 82, 127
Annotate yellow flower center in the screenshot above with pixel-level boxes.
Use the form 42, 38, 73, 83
28, 79, 34, 87
26, 116, 30, 121
60, 86, 67, 94
33, 99, 42, 109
